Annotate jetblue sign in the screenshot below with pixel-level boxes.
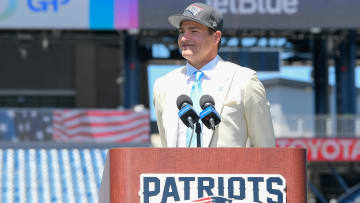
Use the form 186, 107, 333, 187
205, 0, 298, 15
139, 0, 360, 29
139, 174, 286, 203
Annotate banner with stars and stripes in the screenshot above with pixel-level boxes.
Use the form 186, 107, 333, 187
0, 109, 150, 143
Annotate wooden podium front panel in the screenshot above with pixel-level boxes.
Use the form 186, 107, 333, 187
109, 148, 306, 202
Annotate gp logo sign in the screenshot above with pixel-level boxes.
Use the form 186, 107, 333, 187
139, 174, 286, 203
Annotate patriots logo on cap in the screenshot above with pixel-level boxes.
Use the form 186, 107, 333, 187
186, 5, 203, 17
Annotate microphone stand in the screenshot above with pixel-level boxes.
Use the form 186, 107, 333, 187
187, 126, 195, 148
195, 122, 201, 148
210, 118, 216, 131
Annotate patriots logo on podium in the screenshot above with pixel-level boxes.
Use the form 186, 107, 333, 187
139, 174, 286, 203
189, 196, 233, 203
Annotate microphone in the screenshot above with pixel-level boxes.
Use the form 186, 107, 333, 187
199, 95, 221, 130
176, 95, 199, 128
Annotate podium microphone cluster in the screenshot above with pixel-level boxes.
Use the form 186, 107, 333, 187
176, 95, 201, 148
176, 94, 221, 147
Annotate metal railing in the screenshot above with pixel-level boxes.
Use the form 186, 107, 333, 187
0, 108, 359, 141
272, 114, 360, 138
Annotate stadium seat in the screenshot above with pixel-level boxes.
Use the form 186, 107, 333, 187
0, 148, 107, 203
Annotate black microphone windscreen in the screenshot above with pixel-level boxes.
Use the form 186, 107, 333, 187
176, 95, 193, 110
200, 95, 215, 109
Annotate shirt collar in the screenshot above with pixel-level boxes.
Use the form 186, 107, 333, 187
186, 55, 220, 79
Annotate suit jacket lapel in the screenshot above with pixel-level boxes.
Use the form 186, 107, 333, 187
163, 67, 188, 147
202, 60, 235, 147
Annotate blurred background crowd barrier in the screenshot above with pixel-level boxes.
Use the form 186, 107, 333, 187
1, 108, 359, 143
273, 114, 360, 138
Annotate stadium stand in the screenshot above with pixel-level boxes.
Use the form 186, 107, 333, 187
0, 142, 149, 203
0, 148, 106, 203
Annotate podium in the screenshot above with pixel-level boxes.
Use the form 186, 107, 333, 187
99, 148, 306, 202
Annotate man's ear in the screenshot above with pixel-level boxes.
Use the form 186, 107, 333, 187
214, 31, 222, 44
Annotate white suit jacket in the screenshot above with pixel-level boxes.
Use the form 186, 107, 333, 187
153, 59, 275, 147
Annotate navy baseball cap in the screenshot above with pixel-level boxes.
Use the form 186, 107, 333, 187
168, 2, 223, 31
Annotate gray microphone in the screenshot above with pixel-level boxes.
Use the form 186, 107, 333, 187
176, 95, 199, 129
199, 95, 221, 130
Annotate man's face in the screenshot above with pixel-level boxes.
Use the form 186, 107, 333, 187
178, 21, 219, 67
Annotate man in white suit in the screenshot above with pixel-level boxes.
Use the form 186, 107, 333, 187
153, 2, 275, 147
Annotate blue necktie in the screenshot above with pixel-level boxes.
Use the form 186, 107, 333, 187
186, 71, 203, 147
